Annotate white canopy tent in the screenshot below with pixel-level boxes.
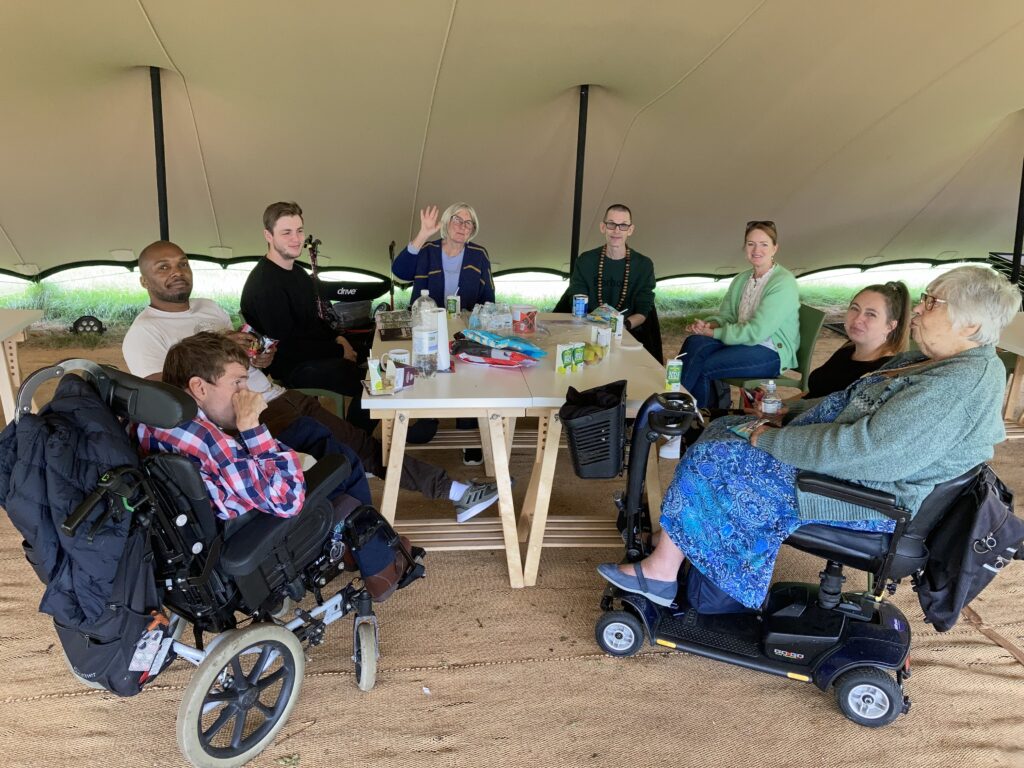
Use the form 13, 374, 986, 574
2, 1, 1023, 281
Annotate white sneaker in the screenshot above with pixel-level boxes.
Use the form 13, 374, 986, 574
659, 436, 682, 460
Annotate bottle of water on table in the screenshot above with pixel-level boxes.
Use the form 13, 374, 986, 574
411, 289, 438, 378
761, 379, 782, 416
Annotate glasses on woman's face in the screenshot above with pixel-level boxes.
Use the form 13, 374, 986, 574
449, 215, 475, 231
603, 221, 632, 231
918, 292, 948, 312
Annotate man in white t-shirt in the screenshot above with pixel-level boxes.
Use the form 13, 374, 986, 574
122, 241, 499, 523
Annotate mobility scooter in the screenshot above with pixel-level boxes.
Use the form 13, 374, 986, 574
575, 386, 982, 727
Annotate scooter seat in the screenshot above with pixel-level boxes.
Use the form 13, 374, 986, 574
784, 526, 927, 578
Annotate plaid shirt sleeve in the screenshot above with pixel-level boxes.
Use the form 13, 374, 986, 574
138, 413, 306, 520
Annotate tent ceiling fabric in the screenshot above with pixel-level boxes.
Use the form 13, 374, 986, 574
2, 1, 1024, 279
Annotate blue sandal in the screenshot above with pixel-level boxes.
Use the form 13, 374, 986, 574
597, 562, 678, 607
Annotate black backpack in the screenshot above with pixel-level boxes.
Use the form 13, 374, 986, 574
915, 465, 1024, 632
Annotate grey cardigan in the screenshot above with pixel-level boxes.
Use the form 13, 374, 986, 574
757, 345, 1006, 522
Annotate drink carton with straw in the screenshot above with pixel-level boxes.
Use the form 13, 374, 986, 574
665, 353, 685, 392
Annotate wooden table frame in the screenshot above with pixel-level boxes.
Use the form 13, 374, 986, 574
371, 404, 527, 588
366, 313, 669, 589
0, 310, 43, 424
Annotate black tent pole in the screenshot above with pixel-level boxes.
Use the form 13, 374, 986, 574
1011, 153, 1024, 289
569, 84, 589, 275
150, 66, 169, 241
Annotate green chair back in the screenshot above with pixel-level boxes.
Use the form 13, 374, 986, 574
297, 388, 348, 417
722, 303, 826, 395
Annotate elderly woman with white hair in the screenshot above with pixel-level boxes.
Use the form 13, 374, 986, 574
598, 265, 1021, 609
392, 202, 495, 312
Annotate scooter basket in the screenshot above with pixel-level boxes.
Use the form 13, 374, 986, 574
560, 380, 627, 479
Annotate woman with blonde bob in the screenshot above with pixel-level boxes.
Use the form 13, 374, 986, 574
599, 265, 1020, 610
392, 201, 495, 312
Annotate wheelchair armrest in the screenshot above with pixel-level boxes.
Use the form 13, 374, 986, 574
218, 456, 349, 577
796, 471, 905, 519
302, 453, 351, 512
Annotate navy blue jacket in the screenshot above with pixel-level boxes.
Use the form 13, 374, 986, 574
392, 239, 495, 311
0, 375, 140, 624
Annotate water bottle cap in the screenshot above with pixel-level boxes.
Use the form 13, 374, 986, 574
421, 289, 429, 296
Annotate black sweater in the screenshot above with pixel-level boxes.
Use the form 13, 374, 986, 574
240, 257, 339, 380
805, 344, 893, 399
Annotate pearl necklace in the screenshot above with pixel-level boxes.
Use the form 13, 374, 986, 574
597, 245, 631, 310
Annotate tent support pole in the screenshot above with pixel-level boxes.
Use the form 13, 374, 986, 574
150, 66, 169, 241
569, 84, 589, 275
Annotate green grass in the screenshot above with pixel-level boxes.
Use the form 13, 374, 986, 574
0, 266, 949, 349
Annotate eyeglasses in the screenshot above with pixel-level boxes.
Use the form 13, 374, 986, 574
449, 215, 475, 231
918, 292, 948, 312
746, 220, 777, 231
603, 221, 633, 231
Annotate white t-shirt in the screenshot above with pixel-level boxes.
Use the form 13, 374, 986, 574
122, 298, 286, 401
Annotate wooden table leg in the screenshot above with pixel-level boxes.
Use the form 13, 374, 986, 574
1004, 354, 1024, 422
505, 416, 517, 461
485, 410, 525, 588
380, 411, 409, 524
379, 416, 393, 468
0, 336, 22, 423
478, 416, 496, 476
521, 413, 562, 586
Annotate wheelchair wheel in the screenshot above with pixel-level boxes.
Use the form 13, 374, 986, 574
595, 611, 645, 657
354, 620, 378, 692
833, 667, 903, 727
177, 624, 305, 768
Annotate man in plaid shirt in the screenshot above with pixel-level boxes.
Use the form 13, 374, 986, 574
138, 332, 306, 520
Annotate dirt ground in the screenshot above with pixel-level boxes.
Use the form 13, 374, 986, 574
1, 334, 1022, 768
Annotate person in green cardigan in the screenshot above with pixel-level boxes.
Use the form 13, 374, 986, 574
567, 204, 656, 335
676, 220, 799, 410
597, 265, 1019, 609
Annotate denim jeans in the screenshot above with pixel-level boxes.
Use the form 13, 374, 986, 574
679, 335, 781, 409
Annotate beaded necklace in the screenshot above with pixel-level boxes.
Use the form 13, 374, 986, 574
597, 245, 631, 310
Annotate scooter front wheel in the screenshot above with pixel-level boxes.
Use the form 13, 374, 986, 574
833, 667, 903, 727
595, 611, 645, 657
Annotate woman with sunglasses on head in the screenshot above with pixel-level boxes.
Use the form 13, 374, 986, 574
599, 265, 1019, 612
677, 221, 800, 410
392, 202, 495, 312
567, 204, 656, 340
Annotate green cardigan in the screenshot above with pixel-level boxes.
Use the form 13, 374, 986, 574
757, 345, 1006, 522
707, 266, 800, 370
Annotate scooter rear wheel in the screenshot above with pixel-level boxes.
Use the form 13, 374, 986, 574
595, 611, 645, 657
833, 667, 903, 727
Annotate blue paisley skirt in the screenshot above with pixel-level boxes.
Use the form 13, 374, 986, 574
659, 392, 894, 609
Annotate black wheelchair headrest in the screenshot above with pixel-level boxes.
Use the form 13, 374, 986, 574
17, 358, 196, 428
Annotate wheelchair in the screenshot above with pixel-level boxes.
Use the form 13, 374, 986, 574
13, 359, 424, 768
593, 390, 986, 727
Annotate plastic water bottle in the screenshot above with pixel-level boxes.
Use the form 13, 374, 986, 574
761, 380, 782, 416
411, 290, 438, 378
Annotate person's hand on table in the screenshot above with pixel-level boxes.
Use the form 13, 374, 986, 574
336, 335, 357, 362
232, 390, 268, 432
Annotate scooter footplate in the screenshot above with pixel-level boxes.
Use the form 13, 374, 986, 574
658, 610, 761, 658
